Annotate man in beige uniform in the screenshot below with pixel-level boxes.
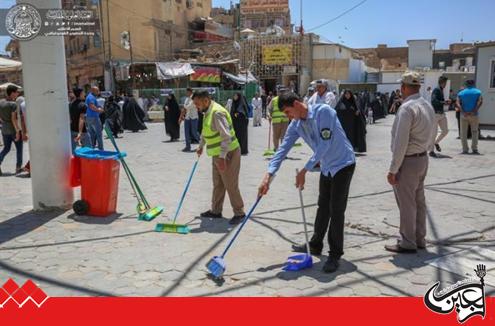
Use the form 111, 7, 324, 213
194, 90, 246, 225
385, 71, 436, 254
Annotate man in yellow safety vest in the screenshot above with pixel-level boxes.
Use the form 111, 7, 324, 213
194, 90, 246, 225
267, 91, 290, 151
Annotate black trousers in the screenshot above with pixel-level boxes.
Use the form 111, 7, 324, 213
310, 164, 355, 259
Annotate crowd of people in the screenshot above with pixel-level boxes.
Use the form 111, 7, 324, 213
0, 73, 487, 276
69, 86, 148, 155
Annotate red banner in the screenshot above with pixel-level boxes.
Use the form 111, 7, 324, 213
190, 66, 221, 83
1, 297, 493, 325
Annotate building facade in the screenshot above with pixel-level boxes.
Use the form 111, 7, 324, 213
62, 0, 212, 90
240, 0, 291, 34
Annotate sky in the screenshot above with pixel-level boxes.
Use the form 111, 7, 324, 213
213, 0, 495, 48
2, 0, 495, 54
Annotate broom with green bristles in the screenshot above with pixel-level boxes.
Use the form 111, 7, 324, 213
155, 158, 199, 234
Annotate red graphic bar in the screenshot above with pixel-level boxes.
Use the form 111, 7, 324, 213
0, 297, 493, 325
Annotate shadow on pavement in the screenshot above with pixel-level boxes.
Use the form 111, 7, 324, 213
0, 230, 154, 251
0, 209, 66, 246
67, 212, 122, 225
0, 259, 115, 296
189, 216, 233, 234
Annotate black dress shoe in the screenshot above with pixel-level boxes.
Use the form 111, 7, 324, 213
291, 243, 322, 256
429, 151, 438, 158
322, 257, 340, 273
435, 143, 441, 152
200, 210, 223, 219
229, 215, 245, 225
384, 243, 417, 254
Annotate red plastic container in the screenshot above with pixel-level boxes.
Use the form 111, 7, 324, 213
76, 148, 121, 217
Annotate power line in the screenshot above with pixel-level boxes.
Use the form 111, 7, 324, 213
307, 0, 368, 32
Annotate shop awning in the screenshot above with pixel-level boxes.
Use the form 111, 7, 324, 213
0, 57, 22, 72
0, 82, 22, 90
156, 62, 195, 80
223, 71, 257, 85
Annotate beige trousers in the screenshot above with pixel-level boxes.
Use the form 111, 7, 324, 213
272, 122, 289, 151
211, 148, 245, 216
460, 115, 479, 152
393, 155, 429, 250
430, 113, 449, 150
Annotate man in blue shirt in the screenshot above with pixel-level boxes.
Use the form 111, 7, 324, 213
258, 93, 356, 273
85, 86, 105, 150
457, 80, 483, 154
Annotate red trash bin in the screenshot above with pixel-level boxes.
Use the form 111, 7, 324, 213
74, 148, 122, 217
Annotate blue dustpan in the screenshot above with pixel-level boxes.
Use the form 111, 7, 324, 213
283, 253, 313, 271
283, 169, 314, 272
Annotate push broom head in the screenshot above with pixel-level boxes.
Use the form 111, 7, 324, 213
283, 253, 313, 271
138, 206, 164, 222
206, 256, 226, 278
154, 223, 190, 234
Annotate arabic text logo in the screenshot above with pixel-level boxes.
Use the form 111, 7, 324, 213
424, 264, 486, 323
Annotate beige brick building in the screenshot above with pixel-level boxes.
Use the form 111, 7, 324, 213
62, 0, 212, 89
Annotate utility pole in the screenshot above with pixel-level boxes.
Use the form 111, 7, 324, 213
128, 26, 135, 91
299, 0, 304, 94
106, 0, 114, 93
19, 0, 73, 210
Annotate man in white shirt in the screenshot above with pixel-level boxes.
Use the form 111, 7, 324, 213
307, 79, 337, 108
181, 88, 200, 152
251, 92, 263, 127
385, 71, 436, 254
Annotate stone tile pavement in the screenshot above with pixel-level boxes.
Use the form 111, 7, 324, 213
0, 111, 494, 296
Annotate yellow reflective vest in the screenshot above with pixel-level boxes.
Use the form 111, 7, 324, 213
271, 96, 289, 124
202, 101, 240, 157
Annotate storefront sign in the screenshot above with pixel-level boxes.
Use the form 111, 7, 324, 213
262, 45, 292, 65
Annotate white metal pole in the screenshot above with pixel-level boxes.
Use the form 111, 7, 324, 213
19, 0, 74, 210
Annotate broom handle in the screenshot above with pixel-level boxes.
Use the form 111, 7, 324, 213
267, 122, 272, 150
296, 169, 311, 257
121, 159, 150, 208
221, 195, 262, 258
104, 123, 150, 208
171, 159, 199, 225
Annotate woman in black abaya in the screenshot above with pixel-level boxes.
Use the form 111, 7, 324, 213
163, 93, 181, 141
335, 90, 367, 153
231, 92, 249, 155
122, 94, 147, 132
104, 96, 123, 137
